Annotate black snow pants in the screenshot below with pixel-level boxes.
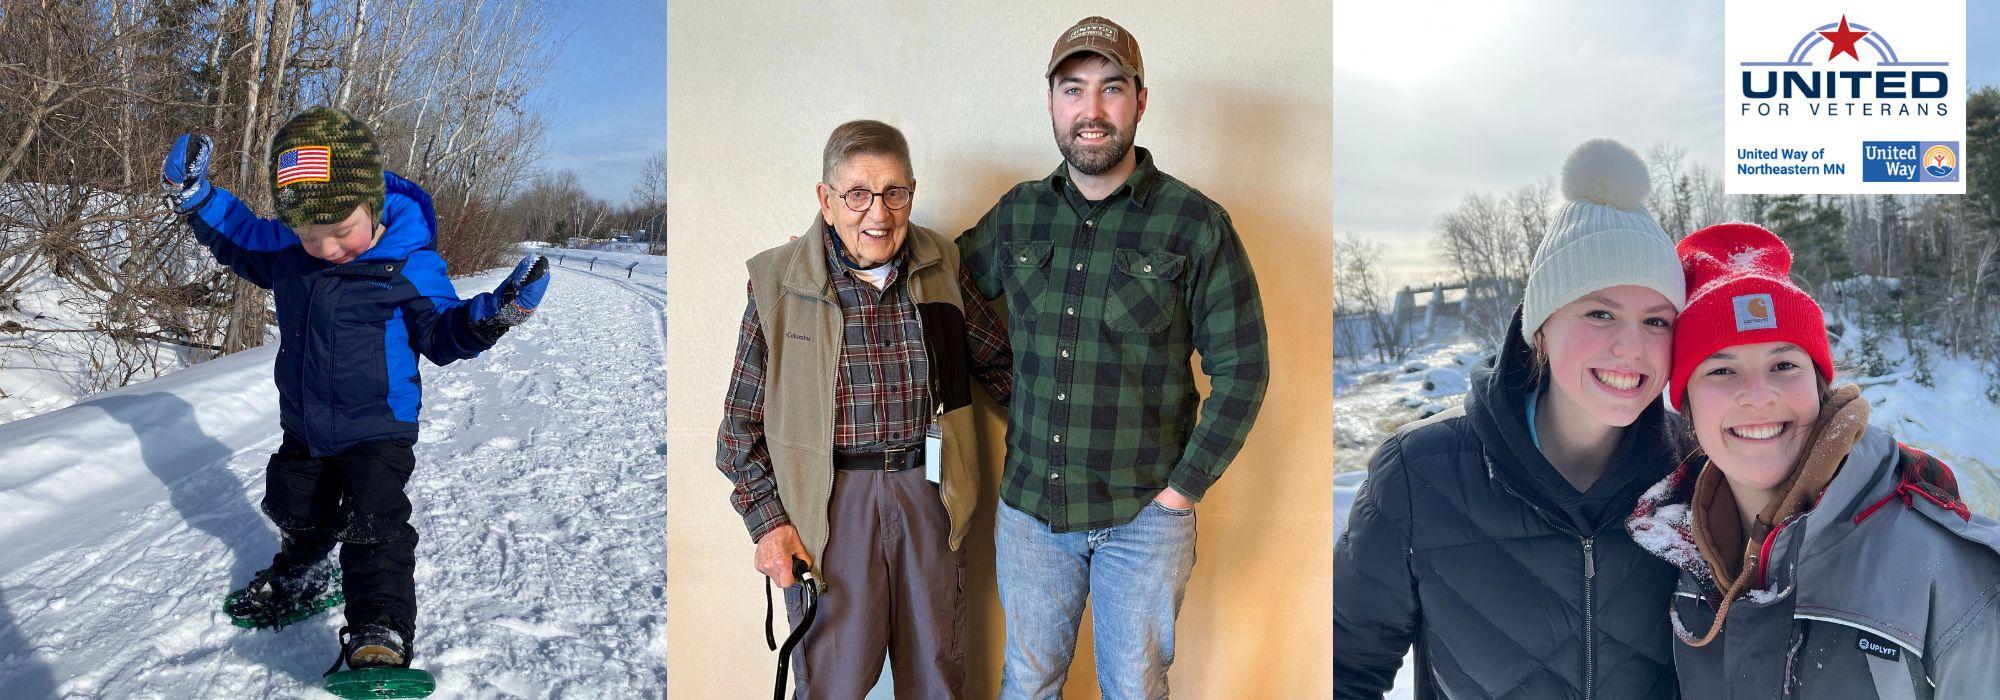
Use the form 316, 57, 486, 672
262, 433, 419, 643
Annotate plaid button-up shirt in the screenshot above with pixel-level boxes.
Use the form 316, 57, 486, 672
959, 148, 1268, 532
716, 225, 1012, 541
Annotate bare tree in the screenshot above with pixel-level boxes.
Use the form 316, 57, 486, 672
233, 0, 268, 192
628, 150, 666, 236
1646, 143, 1697, 239
1335, 233, 1408, 363
333, 0, 370, 108
1432, 186, 1547, 347
0, 0, 566, 403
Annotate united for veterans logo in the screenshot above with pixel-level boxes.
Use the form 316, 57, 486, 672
1737, 15, 1949, 117
1724, 1, 1966, 195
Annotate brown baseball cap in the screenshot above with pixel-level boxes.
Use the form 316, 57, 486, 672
1046, 16, 1144, 86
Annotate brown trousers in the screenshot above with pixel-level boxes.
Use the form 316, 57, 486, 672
784, 467, 966, 699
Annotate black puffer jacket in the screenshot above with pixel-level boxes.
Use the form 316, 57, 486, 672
1335, 310, 1683, 699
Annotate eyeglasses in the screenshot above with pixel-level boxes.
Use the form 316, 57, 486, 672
828, 185, 913, 212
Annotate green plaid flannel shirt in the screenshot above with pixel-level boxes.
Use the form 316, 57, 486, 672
959, 147, 1269, 532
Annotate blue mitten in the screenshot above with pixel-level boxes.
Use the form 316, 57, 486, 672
491, 254, 550, 326
161, 134, 214, 212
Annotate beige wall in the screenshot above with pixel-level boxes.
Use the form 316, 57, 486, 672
666, 2, 1332, 696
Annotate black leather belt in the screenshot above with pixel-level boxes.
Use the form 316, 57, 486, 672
833, 445, 923, 471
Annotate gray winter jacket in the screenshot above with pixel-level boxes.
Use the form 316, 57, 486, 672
1634, 426, 2000, 699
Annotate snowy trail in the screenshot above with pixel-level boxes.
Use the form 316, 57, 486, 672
0, 264, 665, 697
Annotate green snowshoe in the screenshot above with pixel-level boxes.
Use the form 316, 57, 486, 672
325, 623, 433, 699
223, 563, 343, 629
324, 668, 436, 699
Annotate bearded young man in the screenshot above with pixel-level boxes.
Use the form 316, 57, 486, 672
956, 17, 1269, 698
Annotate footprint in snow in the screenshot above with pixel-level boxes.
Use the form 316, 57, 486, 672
480, 437, 522, 451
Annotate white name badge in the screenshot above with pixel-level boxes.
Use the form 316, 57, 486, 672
924, 421, 943, 484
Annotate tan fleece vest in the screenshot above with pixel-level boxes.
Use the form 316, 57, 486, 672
746, 217, 985, 588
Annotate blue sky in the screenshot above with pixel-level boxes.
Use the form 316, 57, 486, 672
533, 0, 666, 203
1973, 0, 1998, 83
1335, 0, 1998, 288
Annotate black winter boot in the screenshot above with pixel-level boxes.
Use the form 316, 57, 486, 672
223, 559, 340, 630
339, 622, 411, 669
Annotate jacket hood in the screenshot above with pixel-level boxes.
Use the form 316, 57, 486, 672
352, 170, 437, 263
1466, 306, 1681, 533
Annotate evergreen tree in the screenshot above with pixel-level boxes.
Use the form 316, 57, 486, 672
1967, 87, 2000, 230
1767, 194, 1851, 292
1910, 343, 1934, 388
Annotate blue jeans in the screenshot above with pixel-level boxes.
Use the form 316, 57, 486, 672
995, 499, 1198, 700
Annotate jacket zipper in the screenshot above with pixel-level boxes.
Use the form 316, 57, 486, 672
1484, 454, 1606, 700
1581, 536, 1597, 700
1782, 619, 1808, 697
815, 287, 841, 591
906, 274, 955, 549
303, 272, 322, 449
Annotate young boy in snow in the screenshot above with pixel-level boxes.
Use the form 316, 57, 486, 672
160, 108, 549, 671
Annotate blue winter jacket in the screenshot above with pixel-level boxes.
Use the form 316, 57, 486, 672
183, 172, 499, 457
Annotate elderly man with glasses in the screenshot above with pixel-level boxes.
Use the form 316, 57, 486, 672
714, 119, 1012, 698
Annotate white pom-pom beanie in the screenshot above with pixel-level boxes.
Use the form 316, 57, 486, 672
1519, 138, 1687, 344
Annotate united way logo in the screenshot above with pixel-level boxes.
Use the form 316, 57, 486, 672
1924, 144, 1958, 179
1862, 141, 1960, 183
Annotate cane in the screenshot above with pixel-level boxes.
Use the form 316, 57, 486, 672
767, 557, 818, 700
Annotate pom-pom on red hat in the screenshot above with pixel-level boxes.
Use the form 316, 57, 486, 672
1668, 222, 1834, 410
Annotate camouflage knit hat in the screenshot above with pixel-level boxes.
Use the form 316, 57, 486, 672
269, 107, 384, 230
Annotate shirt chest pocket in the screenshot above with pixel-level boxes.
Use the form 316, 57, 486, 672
1106, 248, 1186, 334
1001, 240, 1056, 319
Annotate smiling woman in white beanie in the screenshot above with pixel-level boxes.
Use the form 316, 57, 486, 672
1336, 139, 1691, 699
1522, 139, 1687, 343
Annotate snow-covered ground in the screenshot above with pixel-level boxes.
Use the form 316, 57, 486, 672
541, 249, 664, 296
0, 223, 208, 423
1333, 343, 1483, 477
0, 260, 666, 697
1334, 327, 2000, 698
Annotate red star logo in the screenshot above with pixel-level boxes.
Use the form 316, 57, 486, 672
1818, 15, 1869, 62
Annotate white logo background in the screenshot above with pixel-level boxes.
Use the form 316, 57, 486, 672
1724, 0, 1966, 195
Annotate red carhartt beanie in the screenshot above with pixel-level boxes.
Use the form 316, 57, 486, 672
1668, 223, 1834, 411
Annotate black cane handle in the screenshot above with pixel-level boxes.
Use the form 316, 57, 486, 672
773, 556, 819, 700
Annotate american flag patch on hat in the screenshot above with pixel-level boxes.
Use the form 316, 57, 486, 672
275, 145, 331, 187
